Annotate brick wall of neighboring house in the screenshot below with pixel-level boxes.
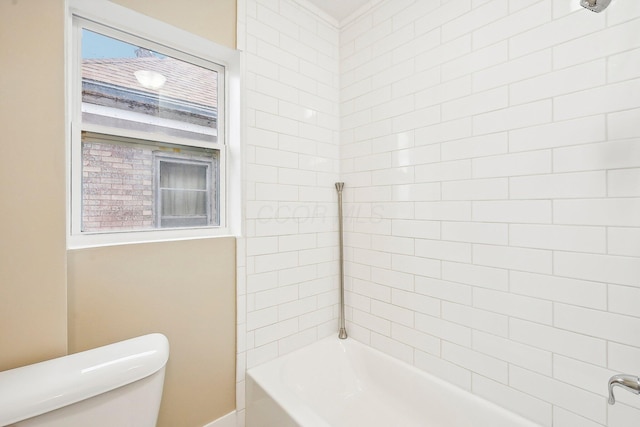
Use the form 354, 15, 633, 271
82, 141, 154, 231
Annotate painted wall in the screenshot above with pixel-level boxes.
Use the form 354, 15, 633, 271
236, 0, 341, 421
68, 237, 236, 427
339, 0, 640, 426
0, 1, 238, 426
0, 0, 68, 371
236, 0, 640, 426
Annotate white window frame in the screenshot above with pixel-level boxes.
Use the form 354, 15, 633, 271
66, 0, 241, 248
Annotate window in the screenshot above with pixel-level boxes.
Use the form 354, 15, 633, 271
68, 2, 239, 247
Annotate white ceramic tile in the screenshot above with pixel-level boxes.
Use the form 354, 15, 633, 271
554, 198, 640, 227
442, 221, 508, 245
509, 224, 606, 253
473, 100, 552, 135
442, 177, 508, 200
416, 313, 472, 347
473, 375, 552, 427
472, 150, 551, 178
415, 239, 472, 263
509, 171, 606, 199
509, 271, 607, 309
415, 275, 473, 305
473, 200, 552, 223
414, 349, 472, 391
442, 341, 508, 383
441, 302, 508, 337
554, 251, 640, 287
608, 227, 640, 257
509, 365, 606, 425
509, 318, 607, 365
508, 116, 606, 152
474, 287, 553, 324
442, 261, 509, 291
391, 323, 441, 355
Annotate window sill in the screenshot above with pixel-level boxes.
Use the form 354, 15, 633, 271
67, 226, 234, 250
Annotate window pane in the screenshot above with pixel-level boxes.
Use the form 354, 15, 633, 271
81, 135, 218, 232
81, 29, 218, 142
159, 162, 207, 190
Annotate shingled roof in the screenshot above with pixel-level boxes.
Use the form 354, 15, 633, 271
82, 55, 218, 120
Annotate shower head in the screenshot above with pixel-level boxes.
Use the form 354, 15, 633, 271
580, 0, 612, 12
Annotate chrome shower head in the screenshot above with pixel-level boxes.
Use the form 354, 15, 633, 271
580, 0, 612, 12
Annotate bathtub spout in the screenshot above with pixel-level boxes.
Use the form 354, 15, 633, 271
608, 374, 640, 405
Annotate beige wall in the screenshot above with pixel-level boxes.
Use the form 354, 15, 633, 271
0, 0, 238, 426
68, 237, 236, 427
0, 0, 68, 371
111, 0, 237, 50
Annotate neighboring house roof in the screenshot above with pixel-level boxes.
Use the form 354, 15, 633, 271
82, 56, 218, 123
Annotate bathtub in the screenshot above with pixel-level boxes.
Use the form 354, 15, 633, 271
246, 336, 541, 427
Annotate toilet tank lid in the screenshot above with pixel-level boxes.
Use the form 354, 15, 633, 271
0, 333, 169, 426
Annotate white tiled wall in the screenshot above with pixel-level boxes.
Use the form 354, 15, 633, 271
340, 0, 640, 426
237, 0, 640, 425
236, 0, 341, 423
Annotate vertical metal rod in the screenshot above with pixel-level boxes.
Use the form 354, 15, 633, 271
335, 182, 348, 339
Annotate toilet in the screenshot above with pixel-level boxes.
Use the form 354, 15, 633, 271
0, 333, 169, 427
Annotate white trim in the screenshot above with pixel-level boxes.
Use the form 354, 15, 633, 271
65, 0, 242, 249
203, 411, 237, 427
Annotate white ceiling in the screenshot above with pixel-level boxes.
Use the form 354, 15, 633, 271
305, 0, 372, 22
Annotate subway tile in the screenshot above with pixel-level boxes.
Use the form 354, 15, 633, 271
509, 365, 606, 425
442, 261, 509, 291
474, 287, 553, 324
608, 227, 640, 257
554, 198, 640, 227
510, 59, 606, 105
414, 349, 472, 390
371, 300, 414, 327
415, 76, 473, 110
442, 87, 508, 121
552, 407, 603, 427
554, 303, 640, 347
509, 271, 607, 309
554, 251, 640, 287
442, 302, 508, 337
473, 243, 552, 274
508, 116, 606, 152
509, 171, 607, 199
441, 42, 508, 82
415, 35, 472, 72
254, 318, 298, 347
392, 145, 441, 167
392, 254, 441, 278
414, 0, 473, 37
392, 219, 441, 239
352, 309, 391, 336
472, 150, 551, 178
608, 47, 640, 83
415, 275, 473, 305
474, 50, 551, 93
415, 239, 472, 263
441, 132, 508, 161
442, 178, 508, 200
441, 0, 508, 42
473, 200, 552, 224
392, 182, 441, 202
473, 375, 552, 427
553, 354, 615, 398
416, 313, 472, 347
472, 0, 551, 49
509, 224, 606, 253
608, 285, 640, 318
442, 221, 508, 245
442, 341, 508, 383
392, 323, 441, 355
473, 330, 552, 375
415, 159, 472, 183
554, 79, 640, 122
553, 19, 640, 70
473, 100, 552, 135
415, 118, 474, 146
371, 235, 415, 256
609, 403, 640, 427
608, 342, 640, 374
509, 10, 604, 59
392, 289, 441, 317
415, 201, 472, 221
370, 333, 414, 365
608, 108, 640, 140
352, 278, 391, 302
371, 267, 415, 291
510, 318, 607, 365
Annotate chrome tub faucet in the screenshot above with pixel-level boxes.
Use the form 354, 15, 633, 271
608, 374, 640, 405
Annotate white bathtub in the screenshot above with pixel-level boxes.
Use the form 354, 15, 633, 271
246, 336, 541, 427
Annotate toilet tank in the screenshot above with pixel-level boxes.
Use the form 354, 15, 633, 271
0, 333, 169, 427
